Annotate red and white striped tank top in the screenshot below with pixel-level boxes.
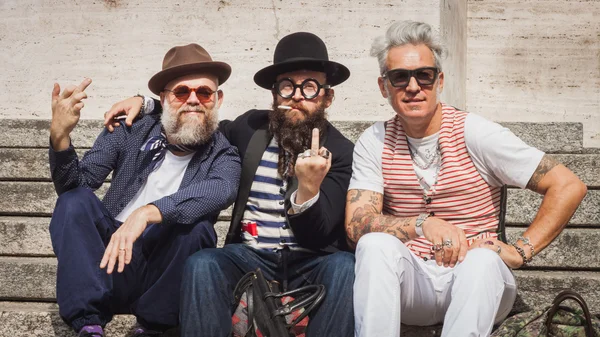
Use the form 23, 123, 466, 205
382, 104, 501, 259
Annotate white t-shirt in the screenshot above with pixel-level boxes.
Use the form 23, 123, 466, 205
116, 151, 195, 222
348, 113, 545, 193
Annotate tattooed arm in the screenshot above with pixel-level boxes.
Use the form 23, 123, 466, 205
345, 189, 469, 266
345, 189, 416, 247
516, 154, 587, 262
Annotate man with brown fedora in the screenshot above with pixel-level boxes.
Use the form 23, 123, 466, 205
106, 32, 355, 337
48, 43, 241, 337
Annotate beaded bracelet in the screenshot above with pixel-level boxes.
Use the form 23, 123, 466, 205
517, 236, 536, 259
511, 243, 529, 266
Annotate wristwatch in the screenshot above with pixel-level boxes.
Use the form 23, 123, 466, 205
415, 213, 430, 237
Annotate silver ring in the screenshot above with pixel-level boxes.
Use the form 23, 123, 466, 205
433, 243, 443, 252
320, 150, 331, 160
443, 239, 453, 247
496, 245, 502, 255
298, 149, 312, 159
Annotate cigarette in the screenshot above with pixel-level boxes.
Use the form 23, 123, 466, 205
278, 105, 292, 110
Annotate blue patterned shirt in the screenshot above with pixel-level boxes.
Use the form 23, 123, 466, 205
49, 114, 241, 226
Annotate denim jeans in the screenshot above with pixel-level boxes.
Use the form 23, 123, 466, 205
180, 243, 355, 337
49, 187, 217, 332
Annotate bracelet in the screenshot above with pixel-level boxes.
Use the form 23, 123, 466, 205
517, 236, 535, 259
511, 243, 528, 266
134, 94, 146, 118
415, 213, 429, 237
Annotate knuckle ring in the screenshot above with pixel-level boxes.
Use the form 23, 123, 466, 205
443, 239, 453, 247
432, 243, 444, 252
298, 149, 312, 159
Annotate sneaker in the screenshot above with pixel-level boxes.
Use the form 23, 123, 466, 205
131, 326, 163, 336
78, 325, 104, 337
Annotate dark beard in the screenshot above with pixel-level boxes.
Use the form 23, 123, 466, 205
269, 100, 328, 179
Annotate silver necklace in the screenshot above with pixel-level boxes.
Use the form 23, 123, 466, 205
408, 142, 441, 170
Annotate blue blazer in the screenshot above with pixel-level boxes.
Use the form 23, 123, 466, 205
49, 113, 241, 226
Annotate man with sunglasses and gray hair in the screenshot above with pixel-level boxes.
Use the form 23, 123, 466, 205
48, 44, 241, 336
345, 20, 586, 336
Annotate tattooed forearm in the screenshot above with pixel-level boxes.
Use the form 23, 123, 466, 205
346, 189, 416, 245
347, 206, 413, 244
526, 154, 560, 192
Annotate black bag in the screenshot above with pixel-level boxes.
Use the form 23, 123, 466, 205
492, 290, 600, 337
231, 269, 326, 337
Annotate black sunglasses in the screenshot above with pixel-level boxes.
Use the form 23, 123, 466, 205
273, 78, 331, 100
383, 67, 439, 88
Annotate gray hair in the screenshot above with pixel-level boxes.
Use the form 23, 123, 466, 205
370, 20, 447, 75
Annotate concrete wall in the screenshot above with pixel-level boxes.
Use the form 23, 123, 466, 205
467, 0, 600, 147
1, 0, 598, 147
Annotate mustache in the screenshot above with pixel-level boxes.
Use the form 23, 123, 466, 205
277, 104, 309, 115
177, 104, 207, 114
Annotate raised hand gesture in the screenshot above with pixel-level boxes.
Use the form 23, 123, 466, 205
294, 128, 332, 204
50, 78, 92, 151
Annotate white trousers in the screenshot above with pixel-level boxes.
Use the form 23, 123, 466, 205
354, 233, 517, 337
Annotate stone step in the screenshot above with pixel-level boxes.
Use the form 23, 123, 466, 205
0, 301, 435, 337
0, 119, 593, 154
1, 257, 597, 311
0, 217, 230, 257
0, 302, 178, 337
0, 182, 233, 220
1, 181, 596, 225
505, 188, 599, 226
0, 216, 597, 270
3, 148, 598, 186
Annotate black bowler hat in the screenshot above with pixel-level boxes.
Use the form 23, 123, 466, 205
253, 32, 350, 89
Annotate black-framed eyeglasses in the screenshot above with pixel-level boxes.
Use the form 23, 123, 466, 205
273, 78, 331, 100
383, 67, 439, 88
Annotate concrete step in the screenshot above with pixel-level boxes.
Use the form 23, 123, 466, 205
0, 216, 597, 269
0, 182, 234, 221
1, 119, 594, 154
0, 217, 230, 257
0, 302, 178, 337
2, 181, 596, 225
0, 301, 439, 337
1, 259, 598, 311
3, 148, 598, 186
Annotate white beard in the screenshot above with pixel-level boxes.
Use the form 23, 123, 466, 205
161, 99, 219, 147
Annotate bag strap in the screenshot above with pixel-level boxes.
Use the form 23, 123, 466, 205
265, 284, 326, 327
545, 290, 595, 337
233, 271, 256, 303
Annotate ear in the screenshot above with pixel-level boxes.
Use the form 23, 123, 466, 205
323, 88, 335, 108
159, 92, 165, 104
216, 90, 224, 109
437, 71, 444, 93
378, 77, 388, 99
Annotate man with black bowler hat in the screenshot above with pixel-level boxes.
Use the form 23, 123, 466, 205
105, 32, 355, 337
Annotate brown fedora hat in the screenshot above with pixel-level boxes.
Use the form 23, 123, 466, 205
148, 43, 231, 95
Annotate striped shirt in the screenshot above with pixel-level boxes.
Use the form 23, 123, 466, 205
241, 138, 299, 250
382, 105, 501, 259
